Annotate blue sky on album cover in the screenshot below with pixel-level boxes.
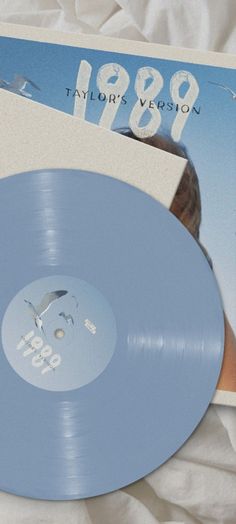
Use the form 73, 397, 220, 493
0, 36, 235, 331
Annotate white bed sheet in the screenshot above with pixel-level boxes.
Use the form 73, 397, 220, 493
0, 0, 235, 51
0, 1, 235, 522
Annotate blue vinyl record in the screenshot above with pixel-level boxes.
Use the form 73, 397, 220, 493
0, 169, 224, 500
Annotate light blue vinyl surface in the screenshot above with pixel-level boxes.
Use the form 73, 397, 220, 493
0, 169, 224, 500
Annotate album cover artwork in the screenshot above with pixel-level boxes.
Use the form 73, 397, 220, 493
0, 23, 235, 406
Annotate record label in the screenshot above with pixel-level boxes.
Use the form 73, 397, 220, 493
2, 275, 117, 391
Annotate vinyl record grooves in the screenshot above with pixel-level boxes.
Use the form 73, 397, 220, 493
0, 169, 224, 500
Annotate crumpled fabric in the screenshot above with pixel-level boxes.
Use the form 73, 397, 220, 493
0, 0, 235, 52
0, 1, 235, 523
0, 406, 235, 524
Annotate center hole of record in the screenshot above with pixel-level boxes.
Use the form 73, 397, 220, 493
54, 328, 65, 340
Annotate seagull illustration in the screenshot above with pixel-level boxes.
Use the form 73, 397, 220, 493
208, 81, 236, 100
72, 295, 79, 314
0, 74, 40, 98
24, 290, 68, 333
58, 295, 80, 326
59, 312, 74, 326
